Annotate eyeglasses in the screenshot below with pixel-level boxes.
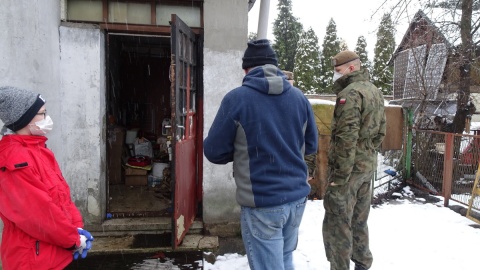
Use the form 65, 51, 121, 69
36, 110, 47, 119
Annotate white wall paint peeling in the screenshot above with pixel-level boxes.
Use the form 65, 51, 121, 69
59, 24, 106, 223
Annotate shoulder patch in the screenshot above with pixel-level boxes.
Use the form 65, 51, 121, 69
338, 98, 346, 105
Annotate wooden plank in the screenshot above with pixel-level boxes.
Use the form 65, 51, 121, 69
466, 162, 480, 224
382, 106, 404, 151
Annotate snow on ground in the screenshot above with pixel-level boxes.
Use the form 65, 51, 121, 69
204, 186, 480, 270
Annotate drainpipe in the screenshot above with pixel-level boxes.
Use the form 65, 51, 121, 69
257, 0, 271, 39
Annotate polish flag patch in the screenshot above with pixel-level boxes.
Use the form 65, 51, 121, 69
339, 98, 346, 105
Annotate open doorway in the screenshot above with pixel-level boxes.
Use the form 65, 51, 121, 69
106, 33, 173, 218
103, 16, 202, 247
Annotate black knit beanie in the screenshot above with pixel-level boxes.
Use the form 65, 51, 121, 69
0, 86, 46, 132
242, 39, 278, 69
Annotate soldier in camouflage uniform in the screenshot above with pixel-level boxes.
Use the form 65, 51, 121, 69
305, 153, 317, 198
322, 51, 386, 270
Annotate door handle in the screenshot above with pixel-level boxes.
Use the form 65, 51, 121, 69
165, 125, 184, 130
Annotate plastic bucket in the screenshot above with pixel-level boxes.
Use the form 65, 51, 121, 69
152, 162, 169, 178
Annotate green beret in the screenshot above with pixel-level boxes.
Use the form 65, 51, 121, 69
331, 50, 360, 67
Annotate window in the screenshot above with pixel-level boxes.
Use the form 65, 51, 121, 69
403, 45, 427, 99
63, 0, 202, 28
67, 0, 103, 22
109, 2, 151, 25
156, 4, 200, 27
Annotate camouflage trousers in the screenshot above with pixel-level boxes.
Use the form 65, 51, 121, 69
322, 172, 374, 270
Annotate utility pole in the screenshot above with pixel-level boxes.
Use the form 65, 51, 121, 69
257, 0, 270, 39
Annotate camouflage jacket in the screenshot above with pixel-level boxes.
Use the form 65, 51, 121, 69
305, 153, 317, 177
328, 69, 386, 185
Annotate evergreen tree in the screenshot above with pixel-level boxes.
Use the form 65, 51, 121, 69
272, 0, 303, 72
354, 35, 372, 74
294, 27, 321, 94
339, 38, 349, 51
319, 18, 341, 92
372, 13, 395, 95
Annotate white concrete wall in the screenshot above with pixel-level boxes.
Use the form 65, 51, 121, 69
59, 23, 106, 225
202, 0, 248, 233
0, 0, 63, 257
0, 1, 104, 236
0, 0, 251, 240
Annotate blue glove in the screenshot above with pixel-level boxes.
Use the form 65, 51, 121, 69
73, 228, 94, 260
384, 169, 397, 177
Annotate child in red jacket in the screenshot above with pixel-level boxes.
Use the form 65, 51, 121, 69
0, 86, 93, 270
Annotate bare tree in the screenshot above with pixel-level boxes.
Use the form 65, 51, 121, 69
383, 0, 479, 133
454, 0, 476, 133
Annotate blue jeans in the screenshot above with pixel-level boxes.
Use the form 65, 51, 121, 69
241, 197, 307, 270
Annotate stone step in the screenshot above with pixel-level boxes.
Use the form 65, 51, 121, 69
85, 217, 215, 255
89, 217, 203, 236
89, 234, 219, 255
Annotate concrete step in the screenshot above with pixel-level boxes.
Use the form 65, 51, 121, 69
86, 217, 216, 255
89, 234, 219, 255
89, 217, 203, 236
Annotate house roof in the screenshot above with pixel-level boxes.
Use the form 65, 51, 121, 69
391, 7, 479, 63
391, 10, 450, 63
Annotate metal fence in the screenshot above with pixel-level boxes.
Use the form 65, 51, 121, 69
373, 150, 405, 203
410, 129, 480, 210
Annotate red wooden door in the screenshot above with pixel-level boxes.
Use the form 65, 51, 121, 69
170, 14, 198, 248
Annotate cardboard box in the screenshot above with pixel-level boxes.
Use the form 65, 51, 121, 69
125, 166, 149, 176
125, 175, 148, 186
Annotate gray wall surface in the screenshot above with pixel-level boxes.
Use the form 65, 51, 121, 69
0, 0, 251, 249
202, 0, 248, 234
0, 0, 105, 233
59, 23, 106, 225
0, 1, 63, 261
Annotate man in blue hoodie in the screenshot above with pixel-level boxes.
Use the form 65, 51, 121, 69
204, 39, 318, 270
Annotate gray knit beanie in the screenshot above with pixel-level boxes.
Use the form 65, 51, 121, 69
0, 86, 46, 132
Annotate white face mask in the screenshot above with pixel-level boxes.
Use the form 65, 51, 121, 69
29, 115, 53, 136
332, 66, 349, 83
332, 71, 344, 83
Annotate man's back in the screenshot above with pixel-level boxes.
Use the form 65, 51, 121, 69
204, 39, 318, 270
204, 64, 318, 207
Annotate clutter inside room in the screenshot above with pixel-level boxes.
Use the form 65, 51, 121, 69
106, 34, 173, 217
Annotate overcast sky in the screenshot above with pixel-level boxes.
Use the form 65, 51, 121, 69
248, 0, 423, 58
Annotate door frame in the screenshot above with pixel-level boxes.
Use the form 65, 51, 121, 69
102, 16, 204, 248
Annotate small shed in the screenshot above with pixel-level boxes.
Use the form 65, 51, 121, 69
389, 9, 479, 127
392, 10, 479, 99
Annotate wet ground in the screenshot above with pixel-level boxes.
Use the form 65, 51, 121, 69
63, 236, 244, 270
65, 251, 204, 270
